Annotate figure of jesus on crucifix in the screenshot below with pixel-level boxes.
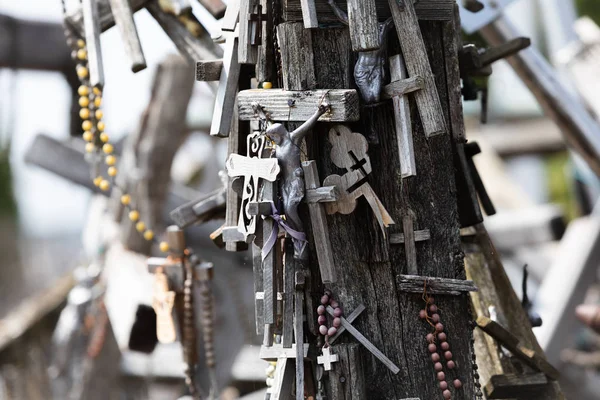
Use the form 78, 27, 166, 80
256, 102, 331, 259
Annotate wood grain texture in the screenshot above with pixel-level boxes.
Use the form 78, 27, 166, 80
382, 75, 425, 100
396, 274, 478, 295
347, 0, 379, 51
196, 60, 223, 81
211, 36, 240, 137
282, 0, 454, 23
327, 344, 367, 399
277, 23, 316, 90
238, 89, 360, 121
262, 181, 277, 326
146, 1, 223, 62
302, 161, 337, 283
283, 240, 295, 348
389, 229, 430, 244
485, 373, 548, 399
388, 0, 447, 137
300, 0, 319, 28
239, 0, 259, 64
82, 0, 105, 87
301, 13, 475, 398
66, 0, 148, 36
305, 186, 337, 203
107, 0, 147, 72
463, 223, 565, 398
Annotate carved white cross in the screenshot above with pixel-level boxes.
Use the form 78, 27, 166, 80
317, 347, 339, 371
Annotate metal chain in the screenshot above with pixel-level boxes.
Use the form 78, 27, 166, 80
182, 254, 202, 400
466, 295, 484, 399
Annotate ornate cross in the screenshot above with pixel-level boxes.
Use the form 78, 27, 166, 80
225, 132, 280, 241
317, 347, 340, 371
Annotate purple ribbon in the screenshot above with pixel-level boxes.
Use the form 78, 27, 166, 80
261, 202, 307, 261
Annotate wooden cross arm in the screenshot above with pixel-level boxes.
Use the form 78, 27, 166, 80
259, 344, 310, 361
196, 60, 223, 81
66, 0, 148, 35
169, 185, 227, 228
382, 75, 425, 100
484, 373, 548, 399
396, 275, 478, 295
238, 89, 360, 122
476, 316, 560, 380
390, 230, 430, 244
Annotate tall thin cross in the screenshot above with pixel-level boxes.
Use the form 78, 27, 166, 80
390, 213, 431, 275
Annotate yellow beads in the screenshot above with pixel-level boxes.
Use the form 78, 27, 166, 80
129, 210, 140, 222
78, 85, 89, 96
79, 97, 90, 108
99, 133, 109, 143
105, 155, 116, 166
99, 180, 110, 191
94, 97, 102, 107
79, 108, 90, 120
121, 194, 131, 206
107, 166, 117, 177
102, 143, 113, 154
82, 120, 93, 131
77, 66, 88, 78
85, 143, 95, 153
97, 121, 105, 131
159, 241, 170, 253
143, 230, 154, 241
77, 39, 86, 48
83, 131, 93, 142
93, 87, 101, 96
93, 177, 103, 187
77, 49, 87, 60
95, 110, 103, 120
136, 222, 146, 232
262, 82, 273, 89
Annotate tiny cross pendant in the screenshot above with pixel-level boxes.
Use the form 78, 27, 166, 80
317, 346, 339, 371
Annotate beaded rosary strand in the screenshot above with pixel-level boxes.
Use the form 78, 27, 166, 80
71, 39, 170, 254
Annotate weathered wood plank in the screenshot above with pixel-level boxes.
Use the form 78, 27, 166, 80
239, 0, 259, 64
197, 0, 227, 19
282, 0, 454, 22
196, 60, 223, 81
389, 230, 430, 244
388, 0, 447, 137
396, 274, 478, 295
210, 36, 240, 137
107, 0, 147, 72
347, 0, 379, 51
66, 0, 148, 36
485, 373, 548, 399
222, 0, 240, 31
238, 89, 359, 122
382, 75, 425, 100
300, 0, 318, 28
305, 186, 337, 204
277, 23, 316, 90
82, 0, 105, 87
302, 161, 336, 283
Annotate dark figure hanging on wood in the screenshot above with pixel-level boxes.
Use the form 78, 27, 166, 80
263, 102, 331, 259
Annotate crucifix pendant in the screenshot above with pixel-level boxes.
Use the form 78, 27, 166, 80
151, 267, 177, 344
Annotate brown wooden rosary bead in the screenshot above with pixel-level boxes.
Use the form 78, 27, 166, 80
330, 300, 339, 309
442, 389, 452, 399
429, 304, 438, 313
321, 295, 330, 305
434, 362, 443, 372
333, 307, 343, 317
431, 313, 440, 323
447, 360, 456, 369
435, 323, 444, 332
439, 381, 448, 390
453, 379, 462, 389
317, 305, 326, 315
419, 309, 428, 319
437, 332, 447, 342
441, 342, 450, 351
437, 371, 445, 381
431, 353, 441, 362
444, 351, 453, 360
319, 325, 328, 335
318, 315, 327, 325
333, 317, 341, 328
426, 333, 435, 343
428, 343, 437, 353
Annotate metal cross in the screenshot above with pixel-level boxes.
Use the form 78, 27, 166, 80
317, 347, 339, 371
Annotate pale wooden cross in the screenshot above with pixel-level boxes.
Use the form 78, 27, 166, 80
317, 347, 340, 371
81, 0, 105, 87
239, 0, 265, 64
325, 305, 400, 374
300, 0, 318, 28
107, 0, 146, 71
390, 213, 431, 275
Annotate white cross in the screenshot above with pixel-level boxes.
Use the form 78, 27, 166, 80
317, 347, 339, 371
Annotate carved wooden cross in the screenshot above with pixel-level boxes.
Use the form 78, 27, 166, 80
225, 132, 280, 241
390, 213, 431, 275
210, 31, 241, 137
317, 347, 340, 371
326, 305, 400, 374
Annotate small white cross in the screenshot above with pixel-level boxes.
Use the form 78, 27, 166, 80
317, 347, 339, 371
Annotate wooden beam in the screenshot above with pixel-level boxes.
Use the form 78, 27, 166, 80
197, 0, 227, 19
347, 0, 379, 51
221, 0, 241, 31
381, 75, 425, 100
277, 22, 316, 91
388, 0, 447, 137
210, 35, 240, 137
107, 0, 147, 72
396, 274, 478, 295
238, 89, 360, 122
82, 0, 105, 87
300, 0, 318, 28
196, 60, 224, 81
66, 0, 148, 36
238, 0, 259, 64
485, 373, 548, 399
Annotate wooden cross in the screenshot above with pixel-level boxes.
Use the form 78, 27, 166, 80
317, 347, 339, 371
81, 0, 105, 88
221, 0, 240, 32
260, 343, 311, 400
247, 3, 266, 45
390, 214, 431, 275
386, 54, 423, 178
107, 0, 146, 72
239, 0, 265, 64
326, 305, 400, 374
